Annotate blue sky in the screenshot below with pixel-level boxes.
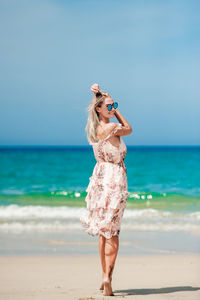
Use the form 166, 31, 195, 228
0, 0, 199, 146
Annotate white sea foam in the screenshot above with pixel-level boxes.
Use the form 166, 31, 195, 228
0, 221, 82, 233
0, 205, 199, 220
0, 205, 84, 219
0, 205, 199, 234
0, 221, 199, 235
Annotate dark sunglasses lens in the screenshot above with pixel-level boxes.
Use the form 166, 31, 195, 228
113, 102, 118, 109
107, 105, 112, 111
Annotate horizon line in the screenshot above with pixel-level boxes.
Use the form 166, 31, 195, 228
0, 145, 199, 148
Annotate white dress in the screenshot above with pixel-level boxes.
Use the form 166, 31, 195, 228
80, 123, 128, 239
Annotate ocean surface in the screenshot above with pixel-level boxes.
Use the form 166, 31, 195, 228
0, 146, 200, 255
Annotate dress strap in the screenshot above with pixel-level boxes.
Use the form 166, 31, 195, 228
103, 123, 123, 141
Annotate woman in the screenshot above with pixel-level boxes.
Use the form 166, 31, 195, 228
80, 83, 132, 296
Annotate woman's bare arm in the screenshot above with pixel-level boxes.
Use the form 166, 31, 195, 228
114, 108, 133, 136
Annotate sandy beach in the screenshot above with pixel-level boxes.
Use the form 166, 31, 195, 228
0, 254, 199, 300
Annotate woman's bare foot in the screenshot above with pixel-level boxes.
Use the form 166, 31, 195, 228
103, 278, 114, 296
99, 275, 112, 291
99, 273, 106, 291
99, 282, 104, 291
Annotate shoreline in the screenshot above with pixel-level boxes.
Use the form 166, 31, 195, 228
1, 229, 200, 256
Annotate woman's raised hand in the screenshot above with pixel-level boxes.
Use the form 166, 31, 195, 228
90, 83, 100, 94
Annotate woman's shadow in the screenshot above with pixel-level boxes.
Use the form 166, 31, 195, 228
114, 286, 200, 296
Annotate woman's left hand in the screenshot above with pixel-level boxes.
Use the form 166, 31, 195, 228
90, 83, 100, 94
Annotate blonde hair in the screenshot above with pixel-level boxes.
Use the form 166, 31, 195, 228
85, 91, 111, 144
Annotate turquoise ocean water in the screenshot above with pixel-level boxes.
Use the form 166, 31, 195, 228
0, 146, 200, 255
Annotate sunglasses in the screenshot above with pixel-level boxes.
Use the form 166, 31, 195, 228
106, 102, 118, 111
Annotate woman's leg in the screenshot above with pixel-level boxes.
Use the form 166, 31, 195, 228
98, 234, 106, 290
98, 233, 119, 290
103, 235, 119, 296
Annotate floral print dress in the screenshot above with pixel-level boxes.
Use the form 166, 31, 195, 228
80, 123, 128, 239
